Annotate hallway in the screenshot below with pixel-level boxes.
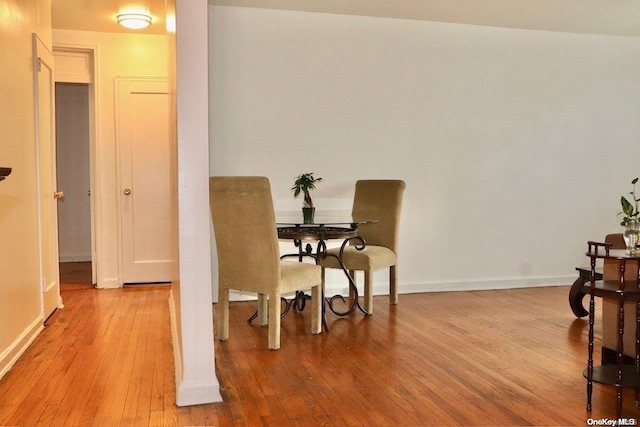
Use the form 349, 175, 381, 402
0, 264, 213, 425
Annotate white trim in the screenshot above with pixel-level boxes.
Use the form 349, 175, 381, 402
170, 289, 222, 406
59, 255, 92, 262
52, 42, 100, 287
0, 316, 44, 380
96, 277, 120, 289
177, 379, 223, 407
224, 276, 574, 303
323, 274, 574, 297
397, 275, 574, 294
168, 289, 183, 399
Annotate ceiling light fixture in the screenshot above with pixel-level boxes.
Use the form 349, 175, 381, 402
117, 12, 152, 30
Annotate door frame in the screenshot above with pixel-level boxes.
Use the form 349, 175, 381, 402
52, 44, 99, 286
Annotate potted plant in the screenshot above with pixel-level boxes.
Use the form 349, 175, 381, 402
292, 172, 323, 223
619, 177, 640, 254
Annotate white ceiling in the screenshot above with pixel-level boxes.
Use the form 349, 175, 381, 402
52, 0, 640, 37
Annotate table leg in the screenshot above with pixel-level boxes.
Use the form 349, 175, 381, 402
247, 291, 310, 323
569, 276, 589, 318
321, 237, 369, 317
247, 239, 318, 323
255, 232, 369, 329
569, 268, 601, 318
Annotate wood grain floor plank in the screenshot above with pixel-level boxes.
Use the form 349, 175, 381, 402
1, 263, 638, 425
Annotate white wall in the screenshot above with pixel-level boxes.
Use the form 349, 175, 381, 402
0, 0, 51, 379
56, 83, 92, 262
209, 6, 640, 295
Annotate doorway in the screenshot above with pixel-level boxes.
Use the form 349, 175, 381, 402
53, 47, 96, 286
55, 82, 93, 286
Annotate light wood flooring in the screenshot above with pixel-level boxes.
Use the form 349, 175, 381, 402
0, 262, 637, 426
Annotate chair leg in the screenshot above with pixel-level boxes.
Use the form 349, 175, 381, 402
257, 293, 268, 326
311, 284, 322, 334
390, 265, 398, 305
349, 270, 356, 299
268, 291, 281, 350
217, 287, 229, 341
364, 271, 373, 314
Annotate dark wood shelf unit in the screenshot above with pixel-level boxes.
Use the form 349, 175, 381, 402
0, 167, 11, 182
584, 241, 640, 419
584, 365, 640, 388
584, 279, 640, 297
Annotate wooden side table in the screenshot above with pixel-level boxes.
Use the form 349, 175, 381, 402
570, 234, 625, 319
583, 241, 640, 419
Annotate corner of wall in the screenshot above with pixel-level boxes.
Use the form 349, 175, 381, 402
168, 288, 183, 395
0, 316, 44, 380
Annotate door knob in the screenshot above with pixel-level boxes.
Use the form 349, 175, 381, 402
54, 191, 64, 199
123, 188, 132, 196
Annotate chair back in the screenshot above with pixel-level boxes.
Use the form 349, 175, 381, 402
603, 233, 638, 281
352, 180, 406, 252
209, 176, 280, 293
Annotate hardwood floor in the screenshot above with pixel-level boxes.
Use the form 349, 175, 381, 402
0, 263, 637, 425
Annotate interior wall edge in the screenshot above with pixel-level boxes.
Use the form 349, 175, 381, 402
0, 317, 44, 381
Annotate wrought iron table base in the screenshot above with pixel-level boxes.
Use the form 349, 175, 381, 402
247, 232, 369, 331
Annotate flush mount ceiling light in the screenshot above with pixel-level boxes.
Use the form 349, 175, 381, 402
117, 12, 152, 30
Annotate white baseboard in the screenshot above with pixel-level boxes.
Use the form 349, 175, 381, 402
382, 275, 574, 295
224, 275, 574, 301
170, 289, 223, 406
59, 255, 92, 262
96, 277, 120, 289
168, 290, 184, 402
0, 316, 44, 380
177, 379, 223, 407
325, 274, 574, 297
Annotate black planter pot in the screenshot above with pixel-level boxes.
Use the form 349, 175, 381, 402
302, 207, 315, 224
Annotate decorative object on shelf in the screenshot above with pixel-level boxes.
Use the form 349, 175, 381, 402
0, 167, 11, 182
619, 177, 640, 255
291, 172, 322, 224
623, 220, 639, 255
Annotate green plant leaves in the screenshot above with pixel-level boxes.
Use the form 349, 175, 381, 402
291, 173, 323, 207
618, 178, 640, 227
621, 196, 634, 216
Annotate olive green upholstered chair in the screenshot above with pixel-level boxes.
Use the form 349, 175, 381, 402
317, 180, 406, 314
209, 176, 322, 350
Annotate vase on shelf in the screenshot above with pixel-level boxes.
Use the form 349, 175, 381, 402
623, 220, 639, 255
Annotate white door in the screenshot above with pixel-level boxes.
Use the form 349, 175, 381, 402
117, 78, 171, 283
33, 34, 62, 319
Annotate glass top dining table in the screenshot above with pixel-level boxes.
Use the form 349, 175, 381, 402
275, 214, 376, 322
276, 215, 376, 240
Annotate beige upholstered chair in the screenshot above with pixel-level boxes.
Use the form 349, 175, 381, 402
209, 176, 322, 350
317, 180, 406, 314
